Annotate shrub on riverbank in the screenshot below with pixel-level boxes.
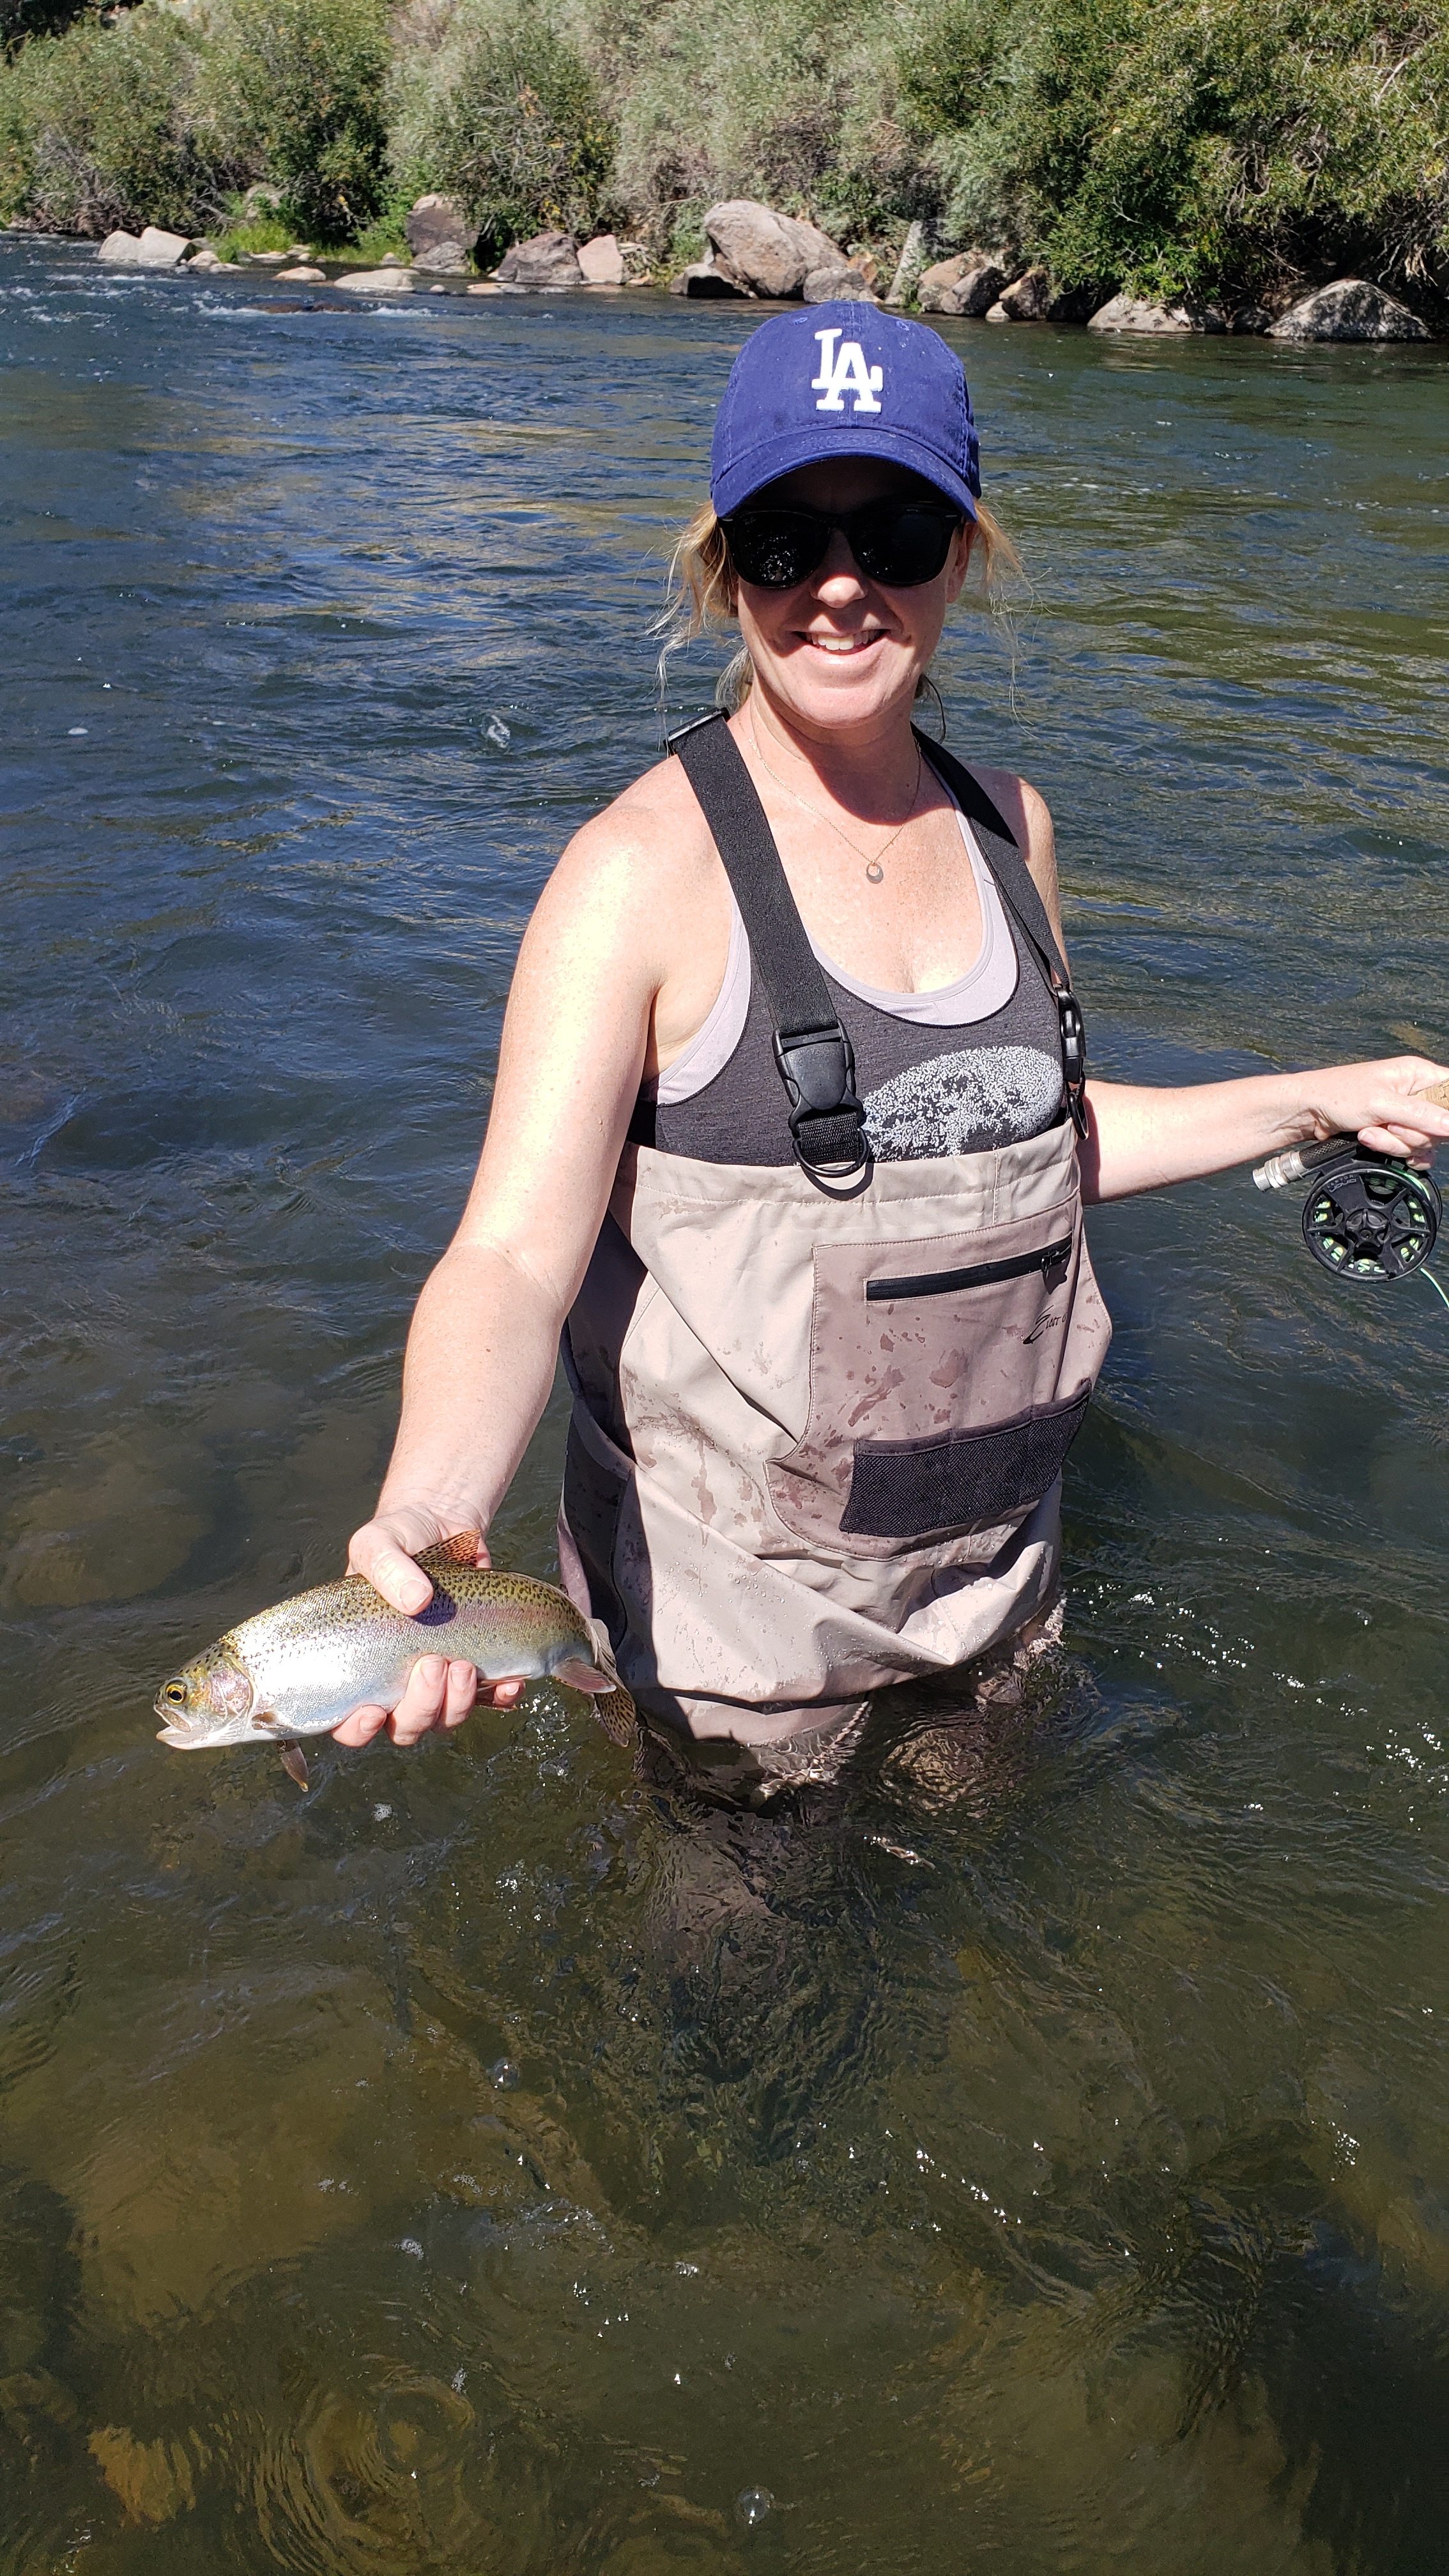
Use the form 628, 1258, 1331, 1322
389, 8, 613, 261
0, 4, 224, 236
899, 0, 1449, 306
194, 0, 390, 242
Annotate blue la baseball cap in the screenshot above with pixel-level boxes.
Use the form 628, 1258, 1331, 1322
710, 301, 980, 520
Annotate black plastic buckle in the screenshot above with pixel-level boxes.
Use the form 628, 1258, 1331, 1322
772, 1024, 870, 1174
1057, 989, 1089, 1140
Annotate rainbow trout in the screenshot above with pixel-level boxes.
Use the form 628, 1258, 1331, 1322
155, 1535, 634, 1789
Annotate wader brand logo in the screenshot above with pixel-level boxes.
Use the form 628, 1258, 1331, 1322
1023, 1310, 1064, 1344
812, 329, 884, 414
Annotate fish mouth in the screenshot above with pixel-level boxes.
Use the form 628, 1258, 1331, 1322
156, 1722, 202, 1748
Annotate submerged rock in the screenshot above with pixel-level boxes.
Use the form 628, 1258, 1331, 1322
406, 192, 478, 273
1268, 278, 1430, 341
335, 268, 417, 293
276, 265, 325, 282
494, 229, 583, 288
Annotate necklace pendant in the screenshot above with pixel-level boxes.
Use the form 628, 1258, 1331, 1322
865, 859, 885, 884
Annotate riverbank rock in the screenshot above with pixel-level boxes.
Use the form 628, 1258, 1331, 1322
804, 264, 875, 302
276, 264, 325, 282
917, 249, 1012, 317
1089, 294, 1191, 333
335, 267, 417, 293
241, 182, 283, 220
999, 264, 1055, 320
494, 229, 583, 288
96, 226, 192, 269
1267, 278, 1430, 341
670, 259, 744, 298
703, 199, 843, 299
578, 232, 626, 284
406, 193, 478, 273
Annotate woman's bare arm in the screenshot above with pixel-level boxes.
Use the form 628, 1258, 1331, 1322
334, 760, 726, 1745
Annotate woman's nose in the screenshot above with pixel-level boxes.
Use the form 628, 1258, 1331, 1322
811, 528, 867, 601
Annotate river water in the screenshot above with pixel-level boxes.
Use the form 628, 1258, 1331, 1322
3, 234, 1449, 2573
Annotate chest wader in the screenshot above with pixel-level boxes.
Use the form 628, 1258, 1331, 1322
558, 716, 1111, 1747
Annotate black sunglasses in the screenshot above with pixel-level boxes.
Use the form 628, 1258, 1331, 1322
719, 498, 965, 592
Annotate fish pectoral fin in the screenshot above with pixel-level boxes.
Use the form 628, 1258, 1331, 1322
554, 1657, 614, 1695
417, 1530, 484, 1572
251, 1709, 282, 1731
280, 1743, 310, 1791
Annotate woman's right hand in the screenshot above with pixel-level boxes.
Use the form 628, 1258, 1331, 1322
332, 1509, 526, 1750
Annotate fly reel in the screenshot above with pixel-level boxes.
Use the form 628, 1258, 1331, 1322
1254, 1135, 1441, 1284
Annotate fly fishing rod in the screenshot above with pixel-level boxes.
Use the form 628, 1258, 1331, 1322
1252, 1075, 1449, 1301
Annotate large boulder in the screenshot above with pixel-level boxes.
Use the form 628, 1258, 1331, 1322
917, 249, 1012, 317
578, 232, 626, 285
1268, 278, 1430, 341
406, 193, 478, 273
494, 228, 583, 288
241, 182, 284, 220
97, 231, 143, 264
702, 199, 842, 299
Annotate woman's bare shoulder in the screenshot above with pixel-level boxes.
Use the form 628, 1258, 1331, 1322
549, 748, 717, 905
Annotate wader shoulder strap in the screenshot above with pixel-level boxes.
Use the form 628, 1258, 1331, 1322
668, 712, 868, 1174
918, 732, 1088, 1140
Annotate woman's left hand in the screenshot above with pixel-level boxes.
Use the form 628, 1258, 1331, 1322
1293, 1057, 1449, 1163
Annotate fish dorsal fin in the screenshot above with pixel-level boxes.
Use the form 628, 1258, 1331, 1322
415, 1531, 485, 1574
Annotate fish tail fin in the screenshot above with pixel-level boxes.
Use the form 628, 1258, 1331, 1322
591, 1682, 637, 1747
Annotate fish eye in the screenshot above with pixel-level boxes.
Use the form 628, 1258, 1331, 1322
163, 1681, 188, 1705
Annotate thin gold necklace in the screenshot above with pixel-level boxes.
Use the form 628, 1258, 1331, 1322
748, 712, 923, 885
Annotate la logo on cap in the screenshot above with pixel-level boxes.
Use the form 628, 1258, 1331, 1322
811, 328, 884, 415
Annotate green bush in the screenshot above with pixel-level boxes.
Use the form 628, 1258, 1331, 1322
0, 3, 226, 235
897, 0, 1449, 303
195, 0, 390, 242
392, 8, 614, 259
605, 0, 933, 254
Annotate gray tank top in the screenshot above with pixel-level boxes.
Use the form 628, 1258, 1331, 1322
631, 804, 1064, 1169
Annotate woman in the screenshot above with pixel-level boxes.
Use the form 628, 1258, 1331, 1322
334, 301, 1448, 1777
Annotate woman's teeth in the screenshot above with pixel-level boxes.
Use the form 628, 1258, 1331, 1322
808, 632, 881, 654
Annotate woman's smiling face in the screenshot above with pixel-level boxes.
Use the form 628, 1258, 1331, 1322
732, 457, 973, 739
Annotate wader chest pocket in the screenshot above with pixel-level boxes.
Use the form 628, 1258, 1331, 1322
765, 1195, 1105, 1558
841, 1386, 1090, 1540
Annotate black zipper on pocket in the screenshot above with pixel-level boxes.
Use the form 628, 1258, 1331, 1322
865, 1236, 1073, 1303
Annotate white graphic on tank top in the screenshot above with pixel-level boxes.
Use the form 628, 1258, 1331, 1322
862, 1045, 1061, 1161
